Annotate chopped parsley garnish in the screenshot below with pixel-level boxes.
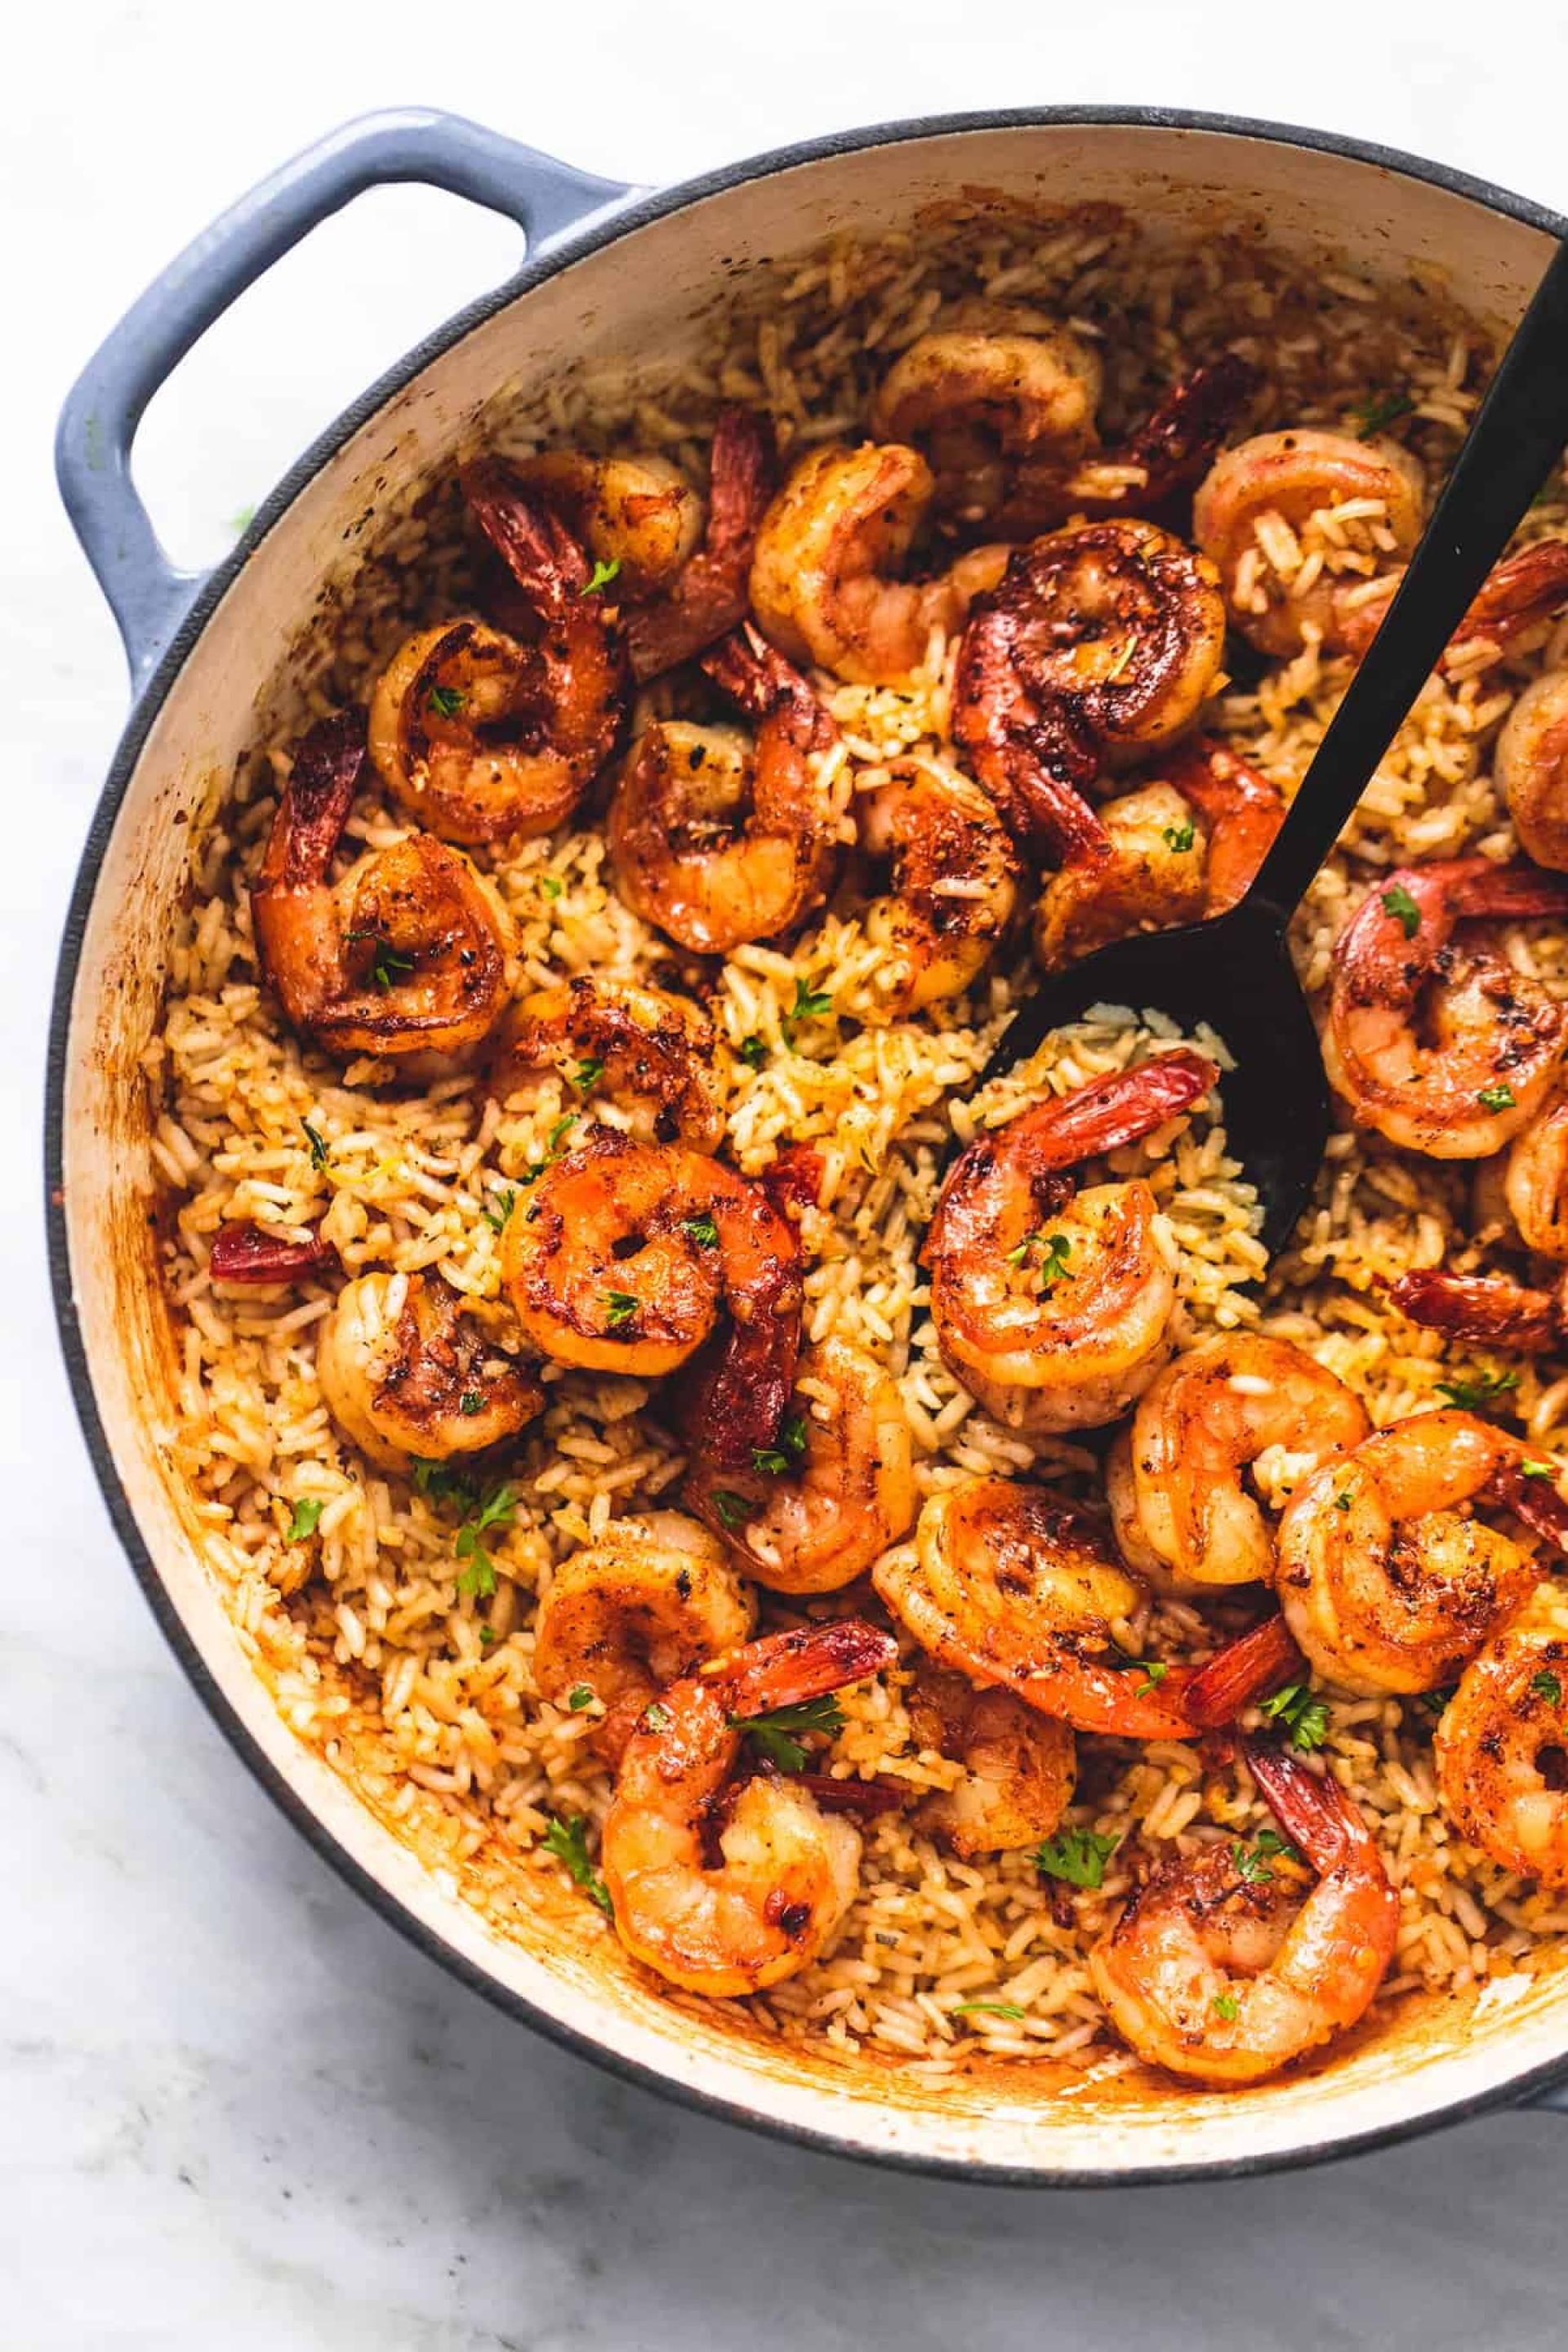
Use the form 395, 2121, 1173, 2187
953, 2001, 1026, 2020
1232, 1828, 1299, 1884
1212, 1992, 1241, 2022
1478, 1083, 1517, 1113
459, 1391, 485, 1417
1381, 883, 1421, 939
782, 980, 834, 1045
684, 1212, 720, 1249
752, 1411, 808, 1477
1437, 1367, 1519, 1412
539, 874, 564, 899
301, 1118, 328, 1171
518, 1114, 579, 1189
482, 1187, 517, 1233
710, 1488, 755, 1531
602, 1290, 639, 1330
411, 1458, 480, 1512
1355, 387, 1416, 438
368, 940, 415, 990
1533, 1671, 1565, 1707
1006, 1230, 1072, 1290
1107, 1653, 1169, 1699
581, 556, 621, 596
479, 1624, 498, 1650
1260, 1682, 1330, 1753
542, 1814, 612, 1913
1415, 1685, 1458, 1718
1334, 1490, 1352, 1512
286, 1497, 323, 1544
1162, 820, 1196, 854
573, 1057, 604, 1093
642, 1702, 671, 1733
738, 1034, 768, 1071
1035, 1827, 1120, 1890
731, 1693, 845, 1773
428, 682, 467, 719
1523, 1459, 1557, 1480
568, 1685, 595, 1712
415, 1466, 516, 1600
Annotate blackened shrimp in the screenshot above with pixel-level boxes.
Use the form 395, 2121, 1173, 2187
1323, 859, 1568, 1157
510, 448, 703, 599
1388, 1266, 1568, 1356
608, 627, 840, 955
907, 1663, 1076, 1860
1434, 1591, 1568, 1887
1497, 668, 1568, 872
872, 1480, 1300, 1740
952, 521, 1227, 858
924, 1049, 1217, 1433
868, 314, 1102, 526
316, 1269, 543, 1470
599, 1619, 898, 1995
855, 764, 1018, 1016
1090, 1740, 1399, 2087
995, 353, 1261, 539
626, 408, 774, 681
491, 976, 729, 1148
251, 713, 514, 1058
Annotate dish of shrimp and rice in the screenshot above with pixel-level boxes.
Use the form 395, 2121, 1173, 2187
149, 203, 1568, 2093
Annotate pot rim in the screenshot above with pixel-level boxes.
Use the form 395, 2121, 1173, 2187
47, 100, 1568, 2185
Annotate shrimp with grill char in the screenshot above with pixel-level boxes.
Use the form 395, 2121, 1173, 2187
530, 1512, 756, 1762
1275, 1410, 1568, 1695
1434, 1593, 1568, 1887
907, 1662, 1076, 1859
1324, 859, 1568, 1158
625, 407, 775, 681
1107, 1334, 1370, 1594
599, 1619, 898, 1995
1090, 1739, 1399, 2087
491, 977, 728, 1149
316, 1269, 542, 1470
924, 1048, 1216, 1434
855, 764, 1018, 1017
952, 521, 1227, 860
251, 713, 514, 1059
872, 1480, 1301, 1740
608, 626, 840, 955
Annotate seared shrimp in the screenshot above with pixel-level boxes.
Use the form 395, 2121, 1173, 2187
1192, 427, 1426, 657
872, 1480, 1300, 1740
856, 764, 1018, 1016
599, 1619, 898, 1995
531, 1512, 755, 1762
608, 626, 840, 954
1034, 737, 1285, 969
1388, 1266, 1568, 1356
1090, 1739, 1399, 2087
1107, 1334, 1370, 1594
869, 315, 1102, 524
501, 1128, 800, 1454
924, 1049, 1216, 1433
251, 713, 514, 1058
684, 1336, 916, 1593
952, 521, 1227, 858
316, 1269, 542, 1470
748, 440, 1009, 686
491, 977, 728, 1148
1339, 537, 1568, 668
1275, 1410, 1568, 1695
908, 1663, 1076, 1859
1434, 1592, 1568, 1887
1324, 859, 1568, 1157
1497, 669, 1568, 872
509, 448, 702, 599
626, 408, 774, 681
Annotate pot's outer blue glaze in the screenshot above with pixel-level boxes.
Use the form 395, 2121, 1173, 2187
49, 102, 1568, 2174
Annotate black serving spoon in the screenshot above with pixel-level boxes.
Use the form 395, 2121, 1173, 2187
971, 238, 1568, 1255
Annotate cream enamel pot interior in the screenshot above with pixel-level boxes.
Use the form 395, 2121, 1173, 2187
51, 105, 1568, 2180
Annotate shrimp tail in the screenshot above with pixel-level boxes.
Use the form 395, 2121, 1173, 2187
1388, 1267, 1561, 1353
209, 1220, 334, 1284
716, 1619, 898, 1719
1449, 862, 1568, 923
1160, 736, 1285, 914
628, 408, 774, 682
706, 405, 775, 566
1241, 1737, 1362, 1872
1184, 1614, 1303, 1729
1109, 353, 1263, 511
1027, 1048, 1220, 1172
1448, 537, 1568, 662
791, 1771, 906, 1819
1499, 1461, 1568, 1552
261, 711, 367, 889
461, 458, 592, 610
701, 623, 816, 724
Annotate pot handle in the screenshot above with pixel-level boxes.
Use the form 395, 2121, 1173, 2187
55, 107, 636, 694
1526, 2078, 1568, 2112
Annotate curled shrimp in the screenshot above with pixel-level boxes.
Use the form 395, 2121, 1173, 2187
952, 521, 1227, 858
626, 408, 774, 681
1106, 1334, 1370, 1595
251, 713, 514, 1058
509, 448, 702, 599
1324, 859, 1568, 1157
608, 626, 840, 955
907, 1662, 1076, 1859
531, 1511, 756, 1762
1497, 668, 1568, 872
855, 764, 1018, 1017
872, 1479, 1301, 1740
683, 1336, 916, 1593
1034, 737, 1285, 970
748, 440, 1009, 686
1276, 1410, 1568, 1695
501, 1128, 800, 1453
316, 1269, 543, 1469
924, 1049, 1217, 1433
1434, 1590, 1568, 1887
599, 1619, 898, 1995
491, 977, 729, 1149
1089, 1739, 1399, 2087
869, 314, 1102, 523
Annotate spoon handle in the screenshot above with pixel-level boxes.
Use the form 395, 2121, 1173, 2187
1245, 237, 1568, 927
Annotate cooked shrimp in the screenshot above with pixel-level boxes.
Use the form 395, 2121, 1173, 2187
924, 1049, 1216, 1432
1500, 1087, 1568, 1259
872, 1480, 1301, 1740
1090, 1739, 1399, 2087
1192, 427, 1426, 657
501, 1128, 800, 1454
1434, 1591, 1568, 1886
608, 626, 840, 954
748, 440, 1009, 687
997, 353, 1261, 539
1034, 737, 1285, 969
490, 977, 728, 1148
1107, 1334, 1370, 1594
1388, 1265, 1568, 1355
316, 1269, 543, 1470
251, 713, 514, 1058
1497, 669, 1568, 872
952, 521, 1227, 858
1324, 859, 1568, 1157
368, 466, 624, 844
531, 1512, 756, 1762
599, 1619, 898, 1995
907, 1663, 1076, 1859
1339, 537, 1568, 667
626, 408, 774, 681
869, 315, 1102, 523
684, 1336, 916, 1593
1275, 1410, 1568, 1695
510, 448, 702, 599
855, 764, 1018, 1016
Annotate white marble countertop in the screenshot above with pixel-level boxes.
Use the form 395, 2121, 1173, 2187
11, 3, 1568, 2341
